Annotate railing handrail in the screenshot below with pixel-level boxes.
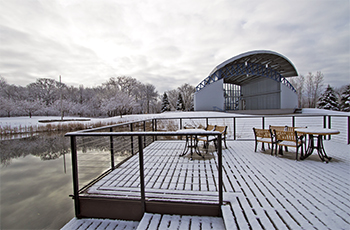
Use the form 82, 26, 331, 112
65, 130, 222, 137
69, 114, 350, 132
67, 114, 349, 145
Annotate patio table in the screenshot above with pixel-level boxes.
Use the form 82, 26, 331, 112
295, 128, 340, 162
177, 129, 207, 160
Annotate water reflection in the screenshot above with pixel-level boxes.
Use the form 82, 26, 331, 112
0, 132, 128, 230
0, 133, 70, 166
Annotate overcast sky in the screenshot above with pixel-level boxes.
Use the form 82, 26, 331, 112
0, 0, 349, 93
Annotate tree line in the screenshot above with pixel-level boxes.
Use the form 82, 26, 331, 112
288, 71, 349, 112
1, 72, 348, 118
0, 76, 196, 118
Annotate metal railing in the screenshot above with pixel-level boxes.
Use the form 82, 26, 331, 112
65, 113, 349, 217
65, 127, 223, 217
153, 114, 350, 145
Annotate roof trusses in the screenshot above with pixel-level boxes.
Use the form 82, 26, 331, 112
196, 50, 298, 92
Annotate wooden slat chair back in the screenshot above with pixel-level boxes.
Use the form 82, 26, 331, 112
252, 128, 274, 154
205, 124, 216, 131
269, 125, 307, 132
214, 125, 228, 149
269, 125, 288, 131
197, 125, 227, 153
197, 125, 217, 152
273, 130, 305, 160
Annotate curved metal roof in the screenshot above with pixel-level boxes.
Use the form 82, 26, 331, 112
210, 50, 298, 78
196, 50, 298, 92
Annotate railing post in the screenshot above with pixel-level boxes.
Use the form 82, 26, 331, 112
152, 119, 155, 142
110, 128, 115, 170
70, 135, 80, 217
323, 115, 327, 140
180, 118, 183, 129
155, 119, 157, 141
206, 118, 209, 128
292, 116, 295, 127
328, 116, 331, 140
262, 117, 265, 129
138, 136, 146, 214
348, 116, 350, 145
143, 121, 146, 148
233, 117, 236, 140
217, 134, 223, 209
130, 124, 134, 155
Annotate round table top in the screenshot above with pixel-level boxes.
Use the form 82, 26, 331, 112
176, 129, 219, 134
295, 128, 340, 135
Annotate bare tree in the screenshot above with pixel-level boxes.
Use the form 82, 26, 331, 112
0, 97, 14, 117
140, 83, 158, 114
289, 75, 305, 108
166, 89, 178, 111
305, 72, 324, 108
27, 78, 65, 106
117, 76, 139, 97
177, 83, 195, 111
101, 91, 139, 117
20, 100, 42, 118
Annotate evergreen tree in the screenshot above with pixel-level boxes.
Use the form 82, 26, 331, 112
176, 93, 185, 111
340, 84, 350, 112
317, 85, 339, 110
161, 92, 170, 112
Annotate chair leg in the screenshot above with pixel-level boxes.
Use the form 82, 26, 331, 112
278, 146, 283, 155
254, 141, 258, 152
271, 143, 274, 155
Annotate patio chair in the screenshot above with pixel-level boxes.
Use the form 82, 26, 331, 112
273, 130, 305, 160
252, 128, 275, 155
197, 124, 216, 152
269, 125, 307, 151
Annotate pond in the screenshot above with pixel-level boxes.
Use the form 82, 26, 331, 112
0, 133, 120, 230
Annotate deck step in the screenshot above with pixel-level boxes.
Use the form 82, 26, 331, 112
61, 217, 139, 230
136, 213, 225, 230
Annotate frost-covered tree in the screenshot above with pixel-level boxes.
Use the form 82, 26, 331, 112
166, 89, 178, 111
135, 83, 158, 114
317, 85, 339, 111
101, 91, 139, 117
340, 84, 350, 112
20, 100, 42, 118
0, 97, 15, 117
289, 75, 305, 108
117, 76, 139, 96
305, 72, 324, 108
27, 78, 65, 106
161, 92, 170, 112
177, 83, 195, 111
176, 93, 185, 111
54, 99, 75, 118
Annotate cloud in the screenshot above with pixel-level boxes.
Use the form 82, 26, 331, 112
0, 0, 349, 93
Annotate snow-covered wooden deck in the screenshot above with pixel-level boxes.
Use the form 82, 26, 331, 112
64, 139, 350, 230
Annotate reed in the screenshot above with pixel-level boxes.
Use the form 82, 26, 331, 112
0, 120, 125, 137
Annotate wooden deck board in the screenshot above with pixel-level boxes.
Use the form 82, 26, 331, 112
80, 140, 350, 230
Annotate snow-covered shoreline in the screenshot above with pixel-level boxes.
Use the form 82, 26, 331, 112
1, 109, 349, 132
